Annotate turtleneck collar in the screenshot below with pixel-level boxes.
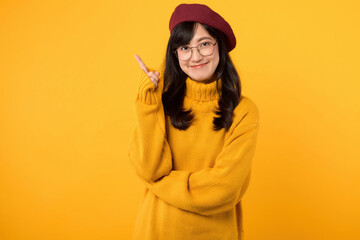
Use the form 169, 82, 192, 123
185, 77, 222, 102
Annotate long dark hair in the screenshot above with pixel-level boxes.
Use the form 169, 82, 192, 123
162, 22, 241, 131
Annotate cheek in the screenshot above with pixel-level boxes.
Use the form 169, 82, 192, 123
214, 56, 220, 67
179, 61, 188, 73
210, 48, 220, 65
211, 54, 220, 71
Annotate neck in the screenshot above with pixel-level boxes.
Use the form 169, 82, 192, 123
189, 74, 217, 84
185, 77, 221, 102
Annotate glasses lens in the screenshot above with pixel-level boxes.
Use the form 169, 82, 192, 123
177, 49, 191, 61
199, 43, 214, 56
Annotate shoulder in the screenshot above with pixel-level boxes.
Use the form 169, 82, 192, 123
231, 95, 260, 129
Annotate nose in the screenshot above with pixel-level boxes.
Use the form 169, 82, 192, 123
190, 47, 202, 62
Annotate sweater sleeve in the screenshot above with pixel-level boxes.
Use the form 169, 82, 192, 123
140, 101, 260, 216
128, 69, 172, 182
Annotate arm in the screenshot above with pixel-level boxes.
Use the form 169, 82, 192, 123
128, 55, 260, 215
128, 69, 172, 182
140, 101, 260, 216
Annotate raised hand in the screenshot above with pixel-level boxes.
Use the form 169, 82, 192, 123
134, 54, 160, 88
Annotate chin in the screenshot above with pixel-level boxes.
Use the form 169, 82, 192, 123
190, 76, 206, 82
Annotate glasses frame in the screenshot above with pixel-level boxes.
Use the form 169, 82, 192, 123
174, 41, 217, 61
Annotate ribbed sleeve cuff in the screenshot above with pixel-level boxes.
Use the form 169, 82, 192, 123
137, 70, 159, 105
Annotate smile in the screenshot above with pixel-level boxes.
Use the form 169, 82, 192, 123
191, 63, 208, 69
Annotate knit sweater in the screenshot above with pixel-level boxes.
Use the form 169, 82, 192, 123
128, 69, 260, 240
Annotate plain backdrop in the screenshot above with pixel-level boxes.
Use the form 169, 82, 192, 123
1, 0, 359, 239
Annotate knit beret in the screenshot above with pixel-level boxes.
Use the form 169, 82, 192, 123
169, 3, 236, 52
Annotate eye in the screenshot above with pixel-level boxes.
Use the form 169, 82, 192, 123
179, 46, 189, 51
200, 42, 211, 47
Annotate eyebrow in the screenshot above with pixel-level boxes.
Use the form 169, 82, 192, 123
195, 37, 213, 43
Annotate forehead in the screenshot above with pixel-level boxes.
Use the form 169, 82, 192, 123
189, 23, 215, 43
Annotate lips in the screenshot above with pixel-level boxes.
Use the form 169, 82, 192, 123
191, 62, 208, 69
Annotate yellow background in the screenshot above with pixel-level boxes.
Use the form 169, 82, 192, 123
1, 0, 359, 239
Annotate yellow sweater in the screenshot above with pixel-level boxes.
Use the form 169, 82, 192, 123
128, 69, 260, 240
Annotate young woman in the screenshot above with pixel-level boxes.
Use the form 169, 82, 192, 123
129, 3, 259, 240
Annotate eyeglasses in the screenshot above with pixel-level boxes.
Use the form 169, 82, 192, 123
174, 41, 217, 61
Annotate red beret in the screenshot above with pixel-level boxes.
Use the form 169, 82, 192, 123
169, 4, 236, 52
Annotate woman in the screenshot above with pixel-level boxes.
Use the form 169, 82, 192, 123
129, 3, 259, 240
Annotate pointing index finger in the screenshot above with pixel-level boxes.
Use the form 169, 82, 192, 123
134, 54, 149, 74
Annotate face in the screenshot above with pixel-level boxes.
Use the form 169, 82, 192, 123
177, 23, 220, 83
